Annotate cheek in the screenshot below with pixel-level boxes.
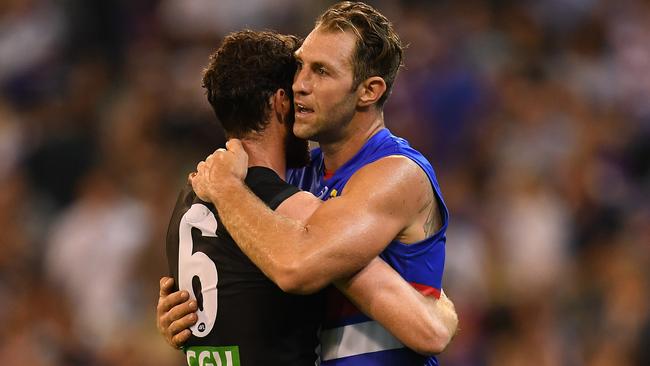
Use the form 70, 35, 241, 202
318, 89, 343, 114
328, 94, 356, 119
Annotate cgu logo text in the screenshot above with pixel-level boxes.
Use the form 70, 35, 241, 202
186, 346, 240, 366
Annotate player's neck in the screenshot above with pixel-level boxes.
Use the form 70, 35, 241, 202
240, 130, 287, 180
319, 111, 384, 173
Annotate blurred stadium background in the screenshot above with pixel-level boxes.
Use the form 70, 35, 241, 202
1, 0, 649, 365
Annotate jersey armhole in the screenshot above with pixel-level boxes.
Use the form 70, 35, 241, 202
245, 166, 301, 210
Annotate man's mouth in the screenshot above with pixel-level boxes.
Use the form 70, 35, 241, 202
296, 103, 314, 115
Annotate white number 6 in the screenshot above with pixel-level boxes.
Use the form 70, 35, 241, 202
178, 203, 218, 338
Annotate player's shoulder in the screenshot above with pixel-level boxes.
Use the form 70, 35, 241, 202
173, 183, 199, 211
245, 166, 301, 210
245, 166, 283, 186
245, 166, 293, 194
351, 154, 426, 184
344, 155, 431, 202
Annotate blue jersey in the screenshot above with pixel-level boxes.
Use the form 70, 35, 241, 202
288, 129, 449, 366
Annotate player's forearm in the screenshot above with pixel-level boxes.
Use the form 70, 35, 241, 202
208, 179, 333, 293
335, 259, 457, 355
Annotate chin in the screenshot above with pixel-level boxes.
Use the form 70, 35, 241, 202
293, 124, 314, 141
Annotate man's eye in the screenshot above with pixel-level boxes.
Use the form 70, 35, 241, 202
317, 67, 326, 75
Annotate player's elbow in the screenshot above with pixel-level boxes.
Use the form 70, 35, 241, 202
413, 314, 457, 355
276, 278, 319, 295
273, 261, 328, 295
411, 329, 450, 356
425, 327, 453, 355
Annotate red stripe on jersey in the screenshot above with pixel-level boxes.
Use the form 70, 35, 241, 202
325, 283, 442, 326
409, 282, 441, 298
324, 169, 335, 180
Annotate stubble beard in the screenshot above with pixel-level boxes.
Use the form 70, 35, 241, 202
309, 95, 357, 145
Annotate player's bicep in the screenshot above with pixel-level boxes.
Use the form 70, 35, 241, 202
300, 194, 401, 278
298, 159, 421, 279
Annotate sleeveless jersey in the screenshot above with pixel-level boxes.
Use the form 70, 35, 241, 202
288, 129, 449, 366
167, 167, 323, 366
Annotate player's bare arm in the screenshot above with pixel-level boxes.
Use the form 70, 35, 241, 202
191, 139, 438, 294
335, 259, 457, 355
276, 188, 456, 355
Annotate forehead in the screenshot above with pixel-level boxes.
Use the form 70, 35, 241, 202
296, 27, 356, 71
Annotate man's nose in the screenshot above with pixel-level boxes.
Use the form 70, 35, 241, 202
293, 68, 311, 95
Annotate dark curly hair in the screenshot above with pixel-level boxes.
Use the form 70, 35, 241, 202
202, 30, 301, 137
316, 1, 404, 107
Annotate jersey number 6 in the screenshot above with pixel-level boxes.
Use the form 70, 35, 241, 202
178, 203, 218, 338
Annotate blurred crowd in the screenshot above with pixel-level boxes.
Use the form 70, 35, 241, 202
0, 0, 648, 365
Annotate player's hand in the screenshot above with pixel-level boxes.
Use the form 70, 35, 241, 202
191, 139, 248, 202
156, 277, 198, 349
438, 290, 456, 314
436, 289, 459, 339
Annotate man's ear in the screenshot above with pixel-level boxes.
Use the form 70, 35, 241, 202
357, 76, 387, 107
273, 88, 291, 123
